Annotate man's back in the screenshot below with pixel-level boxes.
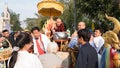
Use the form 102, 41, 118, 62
76, 42, 98, 68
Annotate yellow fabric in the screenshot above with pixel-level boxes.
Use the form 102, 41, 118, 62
37, 1, 64, 16
91, 22, 95, 32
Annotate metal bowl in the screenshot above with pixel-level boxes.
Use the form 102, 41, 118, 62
53, 32, 68, 40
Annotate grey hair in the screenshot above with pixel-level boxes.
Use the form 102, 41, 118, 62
47, 42, 59, 53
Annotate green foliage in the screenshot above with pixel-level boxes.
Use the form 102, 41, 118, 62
25, 14, 49, 30
60, 0, 120, 33
76, 0, 120, 31
10, 10, 22, 31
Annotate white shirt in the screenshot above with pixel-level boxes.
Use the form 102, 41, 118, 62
13, 51, 43, 68
33, 34, 51, 55
90, 36, 104, 53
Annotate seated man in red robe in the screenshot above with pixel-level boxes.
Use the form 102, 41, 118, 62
52, 18, 65, 33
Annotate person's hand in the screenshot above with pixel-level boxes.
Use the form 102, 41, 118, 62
71, 31, 77, 39
0, 37, 5, 43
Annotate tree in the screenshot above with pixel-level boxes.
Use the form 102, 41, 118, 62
59, 0, 120, 32
75, 0, 120, 32
25, 13, 49, 30
10, 10, 22, 31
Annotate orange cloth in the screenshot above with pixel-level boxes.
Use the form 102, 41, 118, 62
36, 39, 45, 55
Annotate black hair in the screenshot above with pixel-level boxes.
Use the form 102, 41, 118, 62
9, 32, 32, 68
95, 27, 104, 34
2, 29, 9, 33
31, 27, 40, 33
13, 31, 19, 36
77, 29, 90, 42
10, 31, 19, 37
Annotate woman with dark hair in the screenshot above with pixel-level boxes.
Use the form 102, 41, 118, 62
8, 32, 43, 68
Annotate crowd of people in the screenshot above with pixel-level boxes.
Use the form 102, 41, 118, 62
0, 17, 120, 68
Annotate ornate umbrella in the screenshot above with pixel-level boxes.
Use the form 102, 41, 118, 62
37, 0, 64, 39
37, 0, 64, 16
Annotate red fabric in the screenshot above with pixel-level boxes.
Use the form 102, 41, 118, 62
55, 23, 65, 32
110, 48, 116, 68
40, 34, 44, 48
36, 35, 45, 55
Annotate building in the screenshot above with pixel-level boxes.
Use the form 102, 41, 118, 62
0, 4, 11, 33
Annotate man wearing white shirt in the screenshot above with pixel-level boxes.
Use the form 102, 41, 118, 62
90, 28, 104, 53
90, 28, 104, 68
31, 27, 51, 55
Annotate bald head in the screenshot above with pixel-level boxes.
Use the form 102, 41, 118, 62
56, 18, 62, 26
56, 18, 62, 22
77, 22, 86, 30
47, 42, 59, 53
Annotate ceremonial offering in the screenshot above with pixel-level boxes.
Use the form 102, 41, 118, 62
0, 39, 12, 61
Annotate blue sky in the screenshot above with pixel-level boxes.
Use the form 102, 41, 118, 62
0, 0, 42, 21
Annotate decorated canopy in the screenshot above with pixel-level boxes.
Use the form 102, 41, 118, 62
37, 0, 64, 16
